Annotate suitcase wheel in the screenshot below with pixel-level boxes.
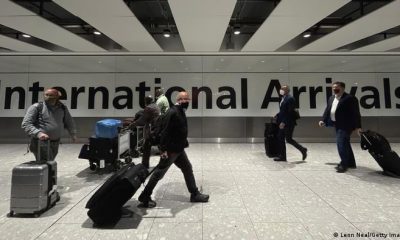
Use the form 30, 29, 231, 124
8, 211, 14, 217
89, 162, 97, 171
125, 157, 132, 164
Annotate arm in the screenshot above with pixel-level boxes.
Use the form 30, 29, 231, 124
63, 107, 77, 141
159, 108, 174, 152
280, 97, 295, 126
351, 96, 362, 134
21, 104, 41, 137
320, 97, 332, 127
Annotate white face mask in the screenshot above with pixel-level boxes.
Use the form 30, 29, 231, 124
279, 89, 285, 96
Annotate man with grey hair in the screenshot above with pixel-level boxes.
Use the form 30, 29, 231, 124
275, 85, 307, 162
138, 91, 209, 208
22, 88, 77, 161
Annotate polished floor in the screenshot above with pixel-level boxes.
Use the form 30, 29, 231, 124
1, 143, 400, 240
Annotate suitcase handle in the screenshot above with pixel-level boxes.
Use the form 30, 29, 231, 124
37, 139, 52, 163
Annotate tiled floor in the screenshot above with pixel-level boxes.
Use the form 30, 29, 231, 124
1, 143, 400, 240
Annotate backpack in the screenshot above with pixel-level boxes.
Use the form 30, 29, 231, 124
149, 115, 165, 145
36, 101, 67, 125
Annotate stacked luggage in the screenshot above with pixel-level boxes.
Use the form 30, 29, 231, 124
264, 120, 279, 158
79, 119, 133, 171
86, 163, 150, 226
9, 140, 59, 217
361, 130, 400, 177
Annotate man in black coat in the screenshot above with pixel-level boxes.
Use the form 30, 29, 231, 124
137, 91, 209, 208
275, 85, 307, 162
319, 81, 362, 173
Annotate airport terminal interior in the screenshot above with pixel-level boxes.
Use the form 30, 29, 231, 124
1, 142, 400, 240
1, 0, 400, 239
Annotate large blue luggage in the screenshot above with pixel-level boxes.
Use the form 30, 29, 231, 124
95, 119, 122, 138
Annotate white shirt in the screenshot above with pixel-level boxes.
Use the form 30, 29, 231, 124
330, 95, 341, 121
280, 96, 286, 107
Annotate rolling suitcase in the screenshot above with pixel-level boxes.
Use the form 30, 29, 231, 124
264, 121, 279, 158
9, 140, 59, 217
361, 130, 400, 177
86, 163, 151, 226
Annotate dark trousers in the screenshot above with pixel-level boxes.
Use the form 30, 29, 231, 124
141, 138, 151, 169
277, 124, 306, 160
141, 150, 198, 198
335, 128, 356, 168
29, 138, 59, 162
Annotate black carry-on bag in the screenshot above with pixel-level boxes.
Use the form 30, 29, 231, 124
360, 130, 400, 177
264, 119, 279, 158
9, 139, 59, 217
86, 163, 157, 226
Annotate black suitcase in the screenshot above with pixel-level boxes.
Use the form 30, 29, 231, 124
264, 121, 279, 158
361, 130, 400, 177
86, 163, 149, 226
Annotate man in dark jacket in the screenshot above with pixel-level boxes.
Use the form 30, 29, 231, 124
135, 95, 160, 168
319, 81, 362, 173
275, 85, 307, 162
137, 91, 209, 208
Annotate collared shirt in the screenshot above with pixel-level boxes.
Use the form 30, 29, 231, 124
330, 95, 341, 121
280, 96, 286, 107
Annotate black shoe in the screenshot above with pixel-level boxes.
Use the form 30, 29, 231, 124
273, 157, 287, 162
336, 164, 356, 169
301, 148, 308, 160
138, 193, 157, 208
336, 165, 348, 173
190, 192, 209, 203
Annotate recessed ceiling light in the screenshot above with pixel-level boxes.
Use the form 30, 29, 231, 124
22, 34, 31, 38
303, 32, 311, 38
94, 31, 101, 35
233, 26, 240, 35
260, 60, 265, 63
163, 29, 171, 38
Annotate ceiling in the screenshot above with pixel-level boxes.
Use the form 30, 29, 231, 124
0, 0, 399, 53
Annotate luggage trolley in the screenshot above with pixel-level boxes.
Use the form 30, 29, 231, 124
79, 127, 134, 171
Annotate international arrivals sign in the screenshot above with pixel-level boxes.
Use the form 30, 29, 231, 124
0, 73, 399, 117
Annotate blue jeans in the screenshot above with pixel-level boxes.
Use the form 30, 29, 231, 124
335, 128, 356, 168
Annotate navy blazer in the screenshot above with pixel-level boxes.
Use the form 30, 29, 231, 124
276, 94, 296, 126
322, 92, 362, 132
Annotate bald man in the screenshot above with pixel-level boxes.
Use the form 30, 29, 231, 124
22, 88, 77, 162
137, 91, 209, 208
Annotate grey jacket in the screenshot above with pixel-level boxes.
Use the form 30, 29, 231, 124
21, 102, 77, 140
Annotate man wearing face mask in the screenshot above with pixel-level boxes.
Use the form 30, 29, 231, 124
319, 82, 362, 173
137, 91, 209, 208
274, 85, 308, 162
22, 88, 77, 161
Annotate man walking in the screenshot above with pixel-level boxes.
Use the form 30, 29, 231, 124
275, 85, 307, 162
319, 81, 362, 173
22, 88, 77, 161
138, 91, 209, 208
